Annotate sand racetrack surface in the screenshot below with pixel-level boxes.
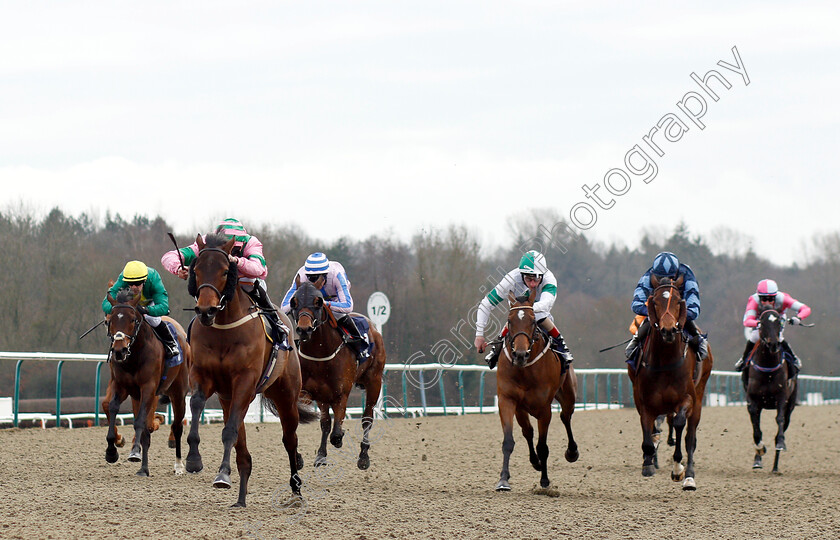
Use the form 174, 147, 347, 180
1, 404, 839, 539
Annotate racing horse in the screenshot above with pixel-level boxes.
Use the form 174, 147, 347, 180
627, 274, 713, 490
104, 289, 191, 477
288, 278, 386, 470
495, 291, 579, 492
742, 305, 798, 472
185, 233, 317, 507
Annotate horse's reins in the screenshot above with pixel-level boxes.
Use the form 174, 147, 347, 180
751, 310, 784, 373
651, 283, 683, 334
642, 283, 689, 372
294, 305, 346, 362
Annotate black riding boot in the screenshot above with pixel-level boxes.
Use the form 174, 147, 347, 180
683, 319, 708, 360
734, 340, 754, 371
484, 337, 503, 370
247, 282, 289, 348
549, 333, 573, 373
338, 315, 370, 362
625, 318, 650, 365
781, 341, 801, 376
153, 322, 179, 359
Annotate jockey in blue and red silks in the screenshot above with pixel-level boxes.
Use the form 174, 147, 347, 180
734, 278, 811, 375
624, 251, 708, 369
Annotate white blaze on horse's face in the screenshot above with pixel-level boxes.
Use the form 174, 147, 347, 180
768, 314, 777, 322
662, 291, 671, 299
518, 310, 525, 321
117, 313, 124, 319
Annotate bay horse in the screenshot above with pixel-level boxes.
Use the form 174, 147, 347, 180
288, 278, 386, 470
495, 291, 578, 492
104, 289, 191, 477
742, 305, 798, 472
185, 233, 317, 507
627, 274, 713, 490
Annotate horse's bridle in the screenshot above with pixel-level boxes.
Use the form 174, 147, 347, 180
753, 309, 784, 373
107, 304, 144, 362
293, 304, 324, 336
507, 305, 538, 356
193, 247, 233, 311
650, 282, 684, 336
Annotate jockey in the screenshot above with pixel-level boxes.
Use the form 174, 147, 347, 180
624, 251, 708, 366
102, 260, 179, 360
280, 252, 370, 362
734, 279, 810, 374
473, 250, 573, 370
160, 218, 289, 346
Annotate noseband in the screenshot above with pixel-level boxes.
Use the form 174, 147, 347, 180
293, 304, 324, 334
108, 304, 144, 362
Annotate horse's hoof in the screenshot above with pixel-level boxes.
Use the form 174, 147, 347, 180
330, 434, 344, 449
231, 501, 246, 508
756, 444, 767, 456
642, 465, 656, 477
115, 436, 126, 448
671, 470, 686, 482
186, 457, 203, 474
296, 453, 304, 470
213, 472, 232, 489
357, 455, 370, 470
105, 448, 119, 464
539, 478, 550, 489
314, 455, 328, 467
174, 460, 186, 476
168, 440, 176, 449
775, 443, 787, 452
136, 469, 149, 477
753, 461, 763, 469
565, 447, 579, 463
682, 477, 696, 491
127, 450, 142, 463
495, 480, 511, 492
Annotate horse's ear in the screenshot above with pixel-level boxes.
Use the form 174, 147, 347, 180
107, 292, 117, 306
295, 274, 301, 287
196, 234, 205, 251
290, 297, 298, 310
222, 237, 236, 254
678, 299, 687, 325
527, 288, 537, 305
650, 273, 660, 288
314, 296, 324, 308
647, 297, 657, 323
508, 291, 516, 304
675, 274, 685, 288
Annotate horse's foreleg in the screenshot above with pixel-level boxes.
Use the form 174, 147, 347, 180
105, 386, 125, 464
747, 399, 765, 469
670, 407, 687, 482
774, 399, 787, 453
639, 411, 657, 477
314, 402, 331, 467
682, 405, 701, 490
131, 391, 154, 477
536, 413, 552, 489
329, 393, 349, 450
215, 393, 251, 498
186, 386, 208, 474
495, 397, 516, 491
232, 421, 252, 507
170, 387, 187, 475
272, 388, 303, 498
357, 376, 382, 471
514, 408, 538, 471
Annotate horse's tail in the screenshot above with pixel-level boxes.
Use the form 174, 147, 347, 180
260, 394, 319, 425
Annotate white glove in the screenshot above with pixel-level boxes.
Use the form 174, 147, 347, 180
789, 316, 801, 326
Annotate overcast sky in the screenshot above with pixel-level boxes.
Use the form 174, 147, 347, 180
1, 2, 837, 266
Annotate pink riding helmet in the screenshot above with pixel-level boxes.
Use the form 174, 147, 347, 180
756, 279, 779, 296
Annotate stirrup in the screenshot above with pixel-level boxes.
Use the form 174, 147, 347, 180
484, 345, 501, 369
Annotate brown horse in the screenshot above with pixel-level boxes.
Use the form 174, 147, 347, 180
185, 233, 317, 507
743, 306, 798, 472
288, 278, 386, 470
495, 291, 578, 492
104, 289, 191, 477
627, 274, 713, 490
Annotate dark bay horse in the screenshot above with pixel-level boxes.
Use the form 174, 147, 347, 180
104, 289, 190, 477
185, 234, 317, 507
289, 278, 386, 470
495, 291, 578, 492
743, 306, 798, 472
627, 274, 713, 490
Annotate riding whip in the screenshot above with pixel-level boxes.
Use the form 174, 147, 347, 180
599, 337, 632, 353
78, 319, 106, 340
167, 232, 186, 270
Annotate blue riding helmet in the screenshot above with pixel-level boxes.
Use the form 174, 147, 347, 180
651, 251, 680, 277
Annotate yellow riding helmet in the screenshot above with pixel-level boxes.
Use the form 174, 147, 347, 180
122, 260, 148, 283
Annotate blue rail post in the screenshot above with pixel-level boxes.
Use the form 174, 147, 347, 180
56, 360, 65, 427
479, 371, 486, 413
438, 372, 447, 416
594, 373, 600, 409
418, 371, 428, 415
94, 361, 104, 426
382, 378, 388, 416
458, 372, 465, 415
401, 371, 408, 417
14, 359, 23, 427
582, 373, 588, 409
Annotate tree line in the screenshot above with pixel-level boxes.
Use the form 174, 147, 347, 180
1, 206, 837, 400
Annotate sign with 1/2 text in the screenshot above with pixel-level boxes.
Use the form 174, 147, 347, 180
367, 292, 391, 329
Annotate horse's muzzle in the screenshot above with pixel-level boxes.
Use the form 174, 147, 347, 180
195, 306, 219, 326
296, 326, 313, 342
512, 349, 530, 366
659, 328, 678, 343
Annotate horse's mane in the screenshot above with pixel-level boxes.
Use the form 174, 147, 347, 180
514, 294, 530, 304
115, 289, 137, 304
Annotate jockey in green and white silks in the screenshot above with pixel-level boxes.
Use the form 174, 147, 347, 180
474, 250, 573, 370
